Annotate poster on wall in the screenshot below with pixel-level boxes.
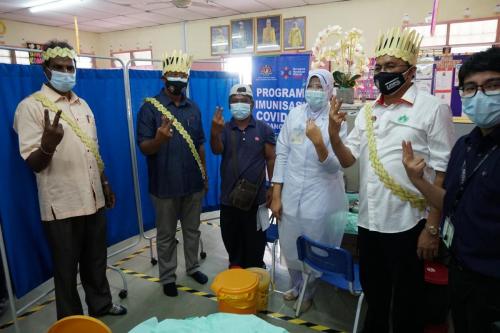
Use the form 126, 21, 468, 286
252, 54, 310, 134
210, 25, 229, 56
26, 42, 44, 64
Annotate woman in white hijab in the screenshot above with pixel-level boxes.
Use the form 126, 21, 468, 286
271, 69, 348, 311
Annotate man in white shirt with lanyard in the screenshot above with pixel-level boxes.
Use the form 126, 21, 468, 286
13, 40, 126, 320
328, 28, 455, 333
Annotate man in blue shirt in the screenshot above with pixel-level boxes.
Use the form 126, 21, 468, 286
137, 50, 208, 297
210, 84, 276, 268
402, 47, 500, 333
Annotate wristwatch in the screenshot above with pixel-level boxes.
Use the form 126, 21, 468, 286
425, 224, 439, 236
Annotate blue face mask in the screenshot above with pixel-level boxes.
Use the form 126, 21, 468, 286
462, 92, 500, 128
305, 89, 327, 111
230, 103, 251, 120
49, 70, 76, 93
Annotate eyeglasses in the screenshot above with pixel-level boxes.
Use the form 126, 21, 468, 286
373, 64, 410, 74
458, 79, 500, 98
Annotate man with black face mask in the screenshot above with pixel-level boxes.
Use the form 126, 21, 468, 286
137, 50, 208, 297
328, 28, 455, 333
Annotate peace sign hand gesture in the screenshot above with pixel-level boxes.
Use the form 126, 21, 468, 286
155, 115, 173, 143
328, 96, 346, 138
211, 106, 225, 135
41, 109, 64, 154
402, 140, 426, 183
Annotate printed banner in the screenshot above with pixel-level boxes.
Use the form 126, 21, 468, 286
252, 54, 310, 134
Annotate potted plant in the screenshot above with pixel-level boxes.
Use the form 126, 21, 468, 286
312, 27, 368, 104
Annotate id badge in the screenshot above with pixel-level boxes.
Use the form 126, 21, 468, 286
290, 126, 305, 145
442, 216, 455, 248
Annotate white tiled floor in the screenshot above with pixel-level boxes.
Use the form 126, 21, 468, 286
0, 211, 363, 333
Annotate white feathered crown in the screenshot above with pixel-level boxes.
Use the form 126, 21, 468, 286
162, 50, 193, 75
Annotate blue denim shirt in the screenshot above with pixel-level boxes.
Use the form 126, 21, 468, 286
443, 126, 500, 278
137, 90, 205, 198
220, 116, 275, 206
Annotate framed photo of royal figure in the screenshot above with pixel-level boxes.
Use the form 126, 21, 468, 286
283, 17, 306, 51
255, 15, 282, 53
211, 25, 229, 56
230, 18, 254, 54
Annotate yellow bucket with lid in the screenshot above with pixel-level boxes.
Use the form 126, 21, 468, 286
211, 269, 259, 314
246, 267, 271, 311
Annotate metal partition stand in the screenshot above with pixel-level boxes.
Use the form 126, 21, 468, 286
0, 47, 140, 325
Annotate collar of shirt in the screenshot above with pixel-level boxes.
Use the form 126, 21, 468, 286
465, 125, 500, 148
41, 83, 81, 105
158, 89, 190, 108
230, 115, 256, 130
375, 84, 416, 107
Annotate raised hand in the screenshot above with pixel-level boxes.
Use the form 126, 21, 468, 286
41, 109, 64, 153
305, 119, 323, 146
155, 115, 173, 143
328, 96, 346, 138
402, 140, 426, 182
211, 106, 224, 134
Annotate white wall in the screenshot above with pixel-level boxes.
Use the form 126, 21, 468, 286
0, 19, 98, 54
95, 0, 498, 61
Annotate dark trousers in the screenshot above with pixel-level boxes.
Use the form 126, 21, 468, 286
43, 209, 112, 319
358, 221, 425, 333
450, 259, 500, 333
220, 205, 266, 268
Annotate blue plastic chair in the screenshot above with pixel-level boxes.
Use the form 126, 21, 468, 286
295, 235, 364, 333
266, 216, 279, 288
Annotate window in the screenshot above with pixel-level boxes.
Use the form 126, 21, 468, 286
410, 17, 499, 54
411, 24, 448, 47
76, 55, 95, 69
0, 49, 32, 64
111, 49, 153, 68
0, 49, 11, 64
223, 56, 252, 84
449, 19, 498, 45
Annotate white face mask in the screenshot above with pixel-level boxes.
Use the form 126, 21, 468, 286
48, 70, 76, 92
305, 89, 327, 111
230, 103, 252, 120
462, 92, 500, 128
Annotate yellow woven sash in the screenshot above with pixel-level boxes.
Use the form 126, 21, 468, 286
364, 103, 426, 211
34, 93, 105, 173
144, 97, 206, 180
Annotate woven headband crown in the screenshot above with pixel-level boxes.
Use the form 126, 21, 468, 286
374, 27, 423, 65
42, 46, 77, 61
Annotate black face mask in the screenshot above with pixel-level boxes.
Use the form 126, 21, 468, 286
374, 68, 410, 96
166, 80, 187, 96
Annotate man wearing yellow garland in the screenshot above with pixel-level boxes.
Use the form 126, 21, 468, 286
329, 28, 455, 332
137, 50, 208, 297
13, 40, 127, 319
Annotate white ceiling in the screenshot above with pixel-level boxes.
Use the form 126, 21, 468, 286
0, 0, 348, 33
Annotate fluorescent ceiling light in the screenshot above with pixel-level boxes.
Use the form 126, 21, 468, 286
29, 0, 83, 13
25, 0, 57, 7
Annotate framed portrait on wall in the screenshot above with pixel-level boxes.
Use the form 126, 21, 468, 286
255, 15, 281, 53
283, 17, 306, 51
230, 18, 254, 54
211, 25, 229, 56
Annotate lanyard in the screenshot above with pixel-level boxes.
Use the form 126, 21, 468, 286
450, 144, 498, 216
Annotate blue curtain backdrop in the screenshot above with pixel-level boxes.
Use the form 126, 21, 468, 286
0, 64, 238, 298
0, 64, 139, 298
188, 70, 239, 211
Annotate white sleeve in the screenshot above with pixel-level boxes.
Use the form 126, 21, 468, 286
427, 104, 456, 172
13, 99, 44, 160
271, 113, 291, 184
344, 111, 362, 160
